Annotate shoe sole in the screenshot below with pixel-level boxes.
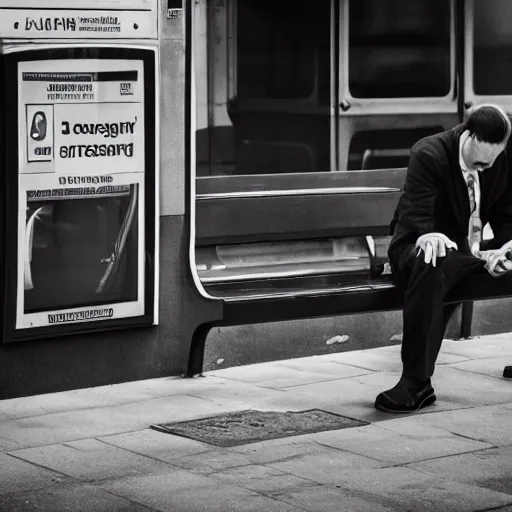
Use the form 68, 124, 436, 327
375, 392, 437, 414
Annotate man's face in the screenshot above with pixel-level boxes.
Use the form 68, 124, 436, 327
464, 133, 506, 171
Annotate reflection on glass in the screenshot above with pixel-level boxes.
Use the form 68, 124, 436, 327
24, 185, 138, 313
237, 0, 330, 102
197, 0, 331, 176
473, 0, 512, 95
349, 0, 451, 98
347, 128, 444, 170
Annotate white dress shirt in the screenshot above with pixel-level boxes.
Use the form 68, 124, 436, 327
459, 132, 482, 255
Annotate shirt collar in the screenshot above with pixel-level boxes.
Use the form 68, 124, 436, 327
459, 131, 479, 175
459, 131, 472, 173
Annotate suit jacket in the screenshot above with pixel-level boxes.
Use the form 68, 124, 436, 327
388, 124, 512, 267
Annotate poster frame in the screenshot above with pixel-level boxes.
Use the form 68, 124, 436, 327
2, 45, 157, 343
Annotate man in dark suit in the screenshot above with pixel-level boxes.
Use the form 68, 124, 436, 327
375, 104, 512, 413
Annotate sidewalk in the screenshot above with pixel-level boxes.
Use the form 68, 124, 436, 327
1, 334, 512, 512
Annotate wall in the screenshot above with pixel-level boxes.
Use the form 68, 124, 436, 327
203, 299, 512, 373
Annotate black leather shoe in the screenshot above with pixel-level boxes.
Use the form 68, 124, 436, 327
374, 381, 436, 413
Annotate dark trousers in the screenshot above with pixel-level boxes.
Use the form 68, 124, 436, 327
391, 246, 485, 382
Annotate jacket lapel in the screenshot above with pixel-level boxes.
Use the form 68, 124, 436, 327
479, 153, 507, 221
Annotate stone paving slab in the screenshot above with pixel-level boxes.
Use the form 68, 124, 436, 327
104, 430, 299, 474
162, 447, 257, 474
0, 436, 21, 453
103, 374, 292, 400
185, 380, 320, 413
445, 357, 509, 379
382, 403, 512, 446
267, 485, 397, 512
274, 356, 379, 375
268, 451, 386, 484
430, 365, 512, 406
326, 345, 469, 372
100, 472, 304, 512
0, 453, 71, 496
9, 439, 177, 482
0, 384, 166, 421
0, 375, 271, 422
205, 360, 371, 389
269, 371, 401, 422
206, 361, 323, 383
228, 434, 337, 464
407, 445, 512, 495
266, 464, 512, 512
441, 336, 512, 358
209, 464, 319, 494
99, 429, 212, 462
0, 393, 248, 450
279, 371, 470, 424
310, 422, 492, 464
0, 483, 152, 512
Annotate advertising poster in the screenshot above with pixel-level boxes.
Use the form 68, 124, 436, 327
16, 58, 147, 330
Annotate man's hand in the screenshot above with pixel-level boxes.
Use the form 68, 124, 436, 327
491, 254, 512, 276
479, 240, 512, 277
415, 233, 458, 267
484, 247, 512, 277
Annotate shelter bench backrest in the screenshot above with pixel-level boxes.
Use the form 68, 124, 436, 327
195, 169, 406, 247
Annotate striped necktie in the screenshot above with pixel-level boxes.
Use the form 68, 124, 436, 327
466, 173, 482, 255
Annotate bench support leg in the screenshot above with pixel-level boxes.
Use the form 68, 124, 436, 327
186, 323, 212, 378
460, 302, 474, 339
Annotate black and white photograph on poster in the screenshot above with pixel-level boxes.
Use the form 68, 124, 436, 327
16, 58, 150, 330
23, 183, 139, 316
17, 172, 146, 329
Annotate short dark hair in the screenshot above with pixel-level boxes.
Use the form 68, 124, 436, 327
464, 105, 512, 144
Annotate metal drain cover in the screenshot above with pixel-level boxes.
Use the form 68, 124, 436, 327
151, 409, 368, 447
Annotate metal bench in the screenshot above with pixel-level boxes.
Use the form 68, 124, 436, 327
187, 169, 512, 377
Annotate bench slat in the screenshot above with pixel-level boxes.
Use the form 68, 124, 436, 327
206, 271, 512, 326
197, 186, 400, 200
196, 192, 400, 245
221, 284, 403, 325
196, 169, 407, 195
